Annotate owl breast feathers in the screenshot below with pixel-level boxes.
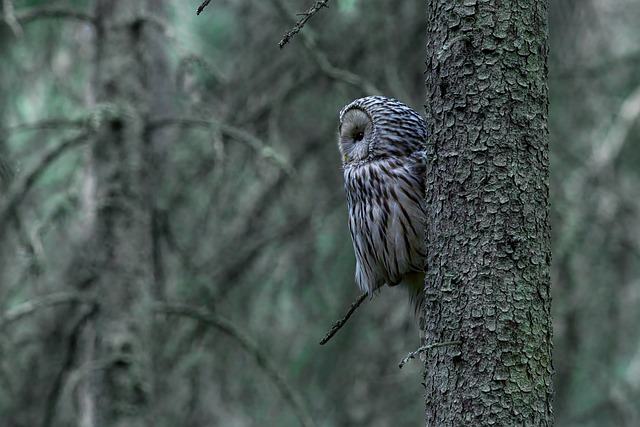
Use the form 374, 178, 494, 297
338, 96, 427, 315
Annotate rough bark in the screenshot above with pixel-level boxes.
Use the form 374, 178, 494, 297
423, 1, 553, 426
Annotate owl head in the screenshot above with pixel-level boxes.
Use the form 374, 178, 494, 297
338, 96, 427, 166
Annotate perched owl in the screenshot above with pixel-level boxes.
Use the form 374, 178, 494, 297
338, 96, 427, 316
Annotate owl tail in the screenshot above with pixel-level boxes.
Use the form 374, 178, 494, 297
401, 271, 425, 320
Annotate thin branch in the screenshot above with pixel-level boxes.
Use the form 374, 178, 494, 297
398, 341, 462, 369
319, 292, 367, 345
0, 131, 90, 239
160, 142, 328, 303
302, 35, 381, 94
271, 0, 380, 94
211, 212, 314, 300
147, 117, 296, 177
0, 292, 91, 328
154, 303, 316, 427
278, 0, 332, 49
196, 0, 212, 15
8, 6, 96, 25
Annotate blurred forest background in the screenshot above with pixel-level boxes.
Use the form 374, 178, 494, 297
0, 0, 639, 426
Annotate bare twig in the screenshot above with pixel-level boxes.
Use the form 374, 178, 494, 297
154, 302, 316, 427
271, 0, 380, 94
196, 0, 212, 15
319, 292, 367, 345
147, 117, 296, 177
398, 340, 462, 369
300, 32, 381, 94
0, 292, 91, 328
278, 0, 332, 49
0, 131, 89, 239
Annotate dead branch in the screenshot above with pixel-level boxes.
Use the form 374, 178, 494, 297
398, 340, 462, 369
278, 0, 332, 49
270, 0, 381, 94
319, 292, 367, 345
196, 0, 213, 15
0, 131, 90, 239
0, 292, 92, 328
154, 302, 316, 427
8, 6, 96, 26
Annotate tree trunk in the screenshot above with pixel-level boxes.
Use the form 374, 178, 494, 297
423, 1, 553, 425
76, 1, 171, 425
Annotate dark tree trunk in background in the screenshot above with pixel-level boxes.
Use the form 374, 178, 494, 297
75, 1, 172, 425
423, 0, 553, 425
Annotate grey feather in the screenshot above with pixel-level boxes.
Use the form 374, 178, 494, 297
338, 96, 427, 317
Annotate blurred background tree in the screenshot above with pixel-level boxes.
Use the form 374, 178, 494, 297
0, 0, 638, 426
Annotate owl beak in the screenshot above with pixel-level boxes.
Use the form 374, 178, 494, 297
343, 152, 348, 163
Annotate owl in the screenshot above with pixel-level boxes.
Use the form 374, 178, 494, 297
338, 96, 427, 316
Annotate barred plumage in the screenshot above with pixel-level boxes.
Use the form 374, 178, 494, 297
338, 96, 427, 316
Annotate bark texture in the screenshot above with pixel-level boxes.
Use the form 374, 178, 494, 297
423, 1, 553, 425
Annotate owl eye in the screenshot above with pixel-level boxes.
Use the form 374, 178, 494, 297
354, 131, 365, 141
